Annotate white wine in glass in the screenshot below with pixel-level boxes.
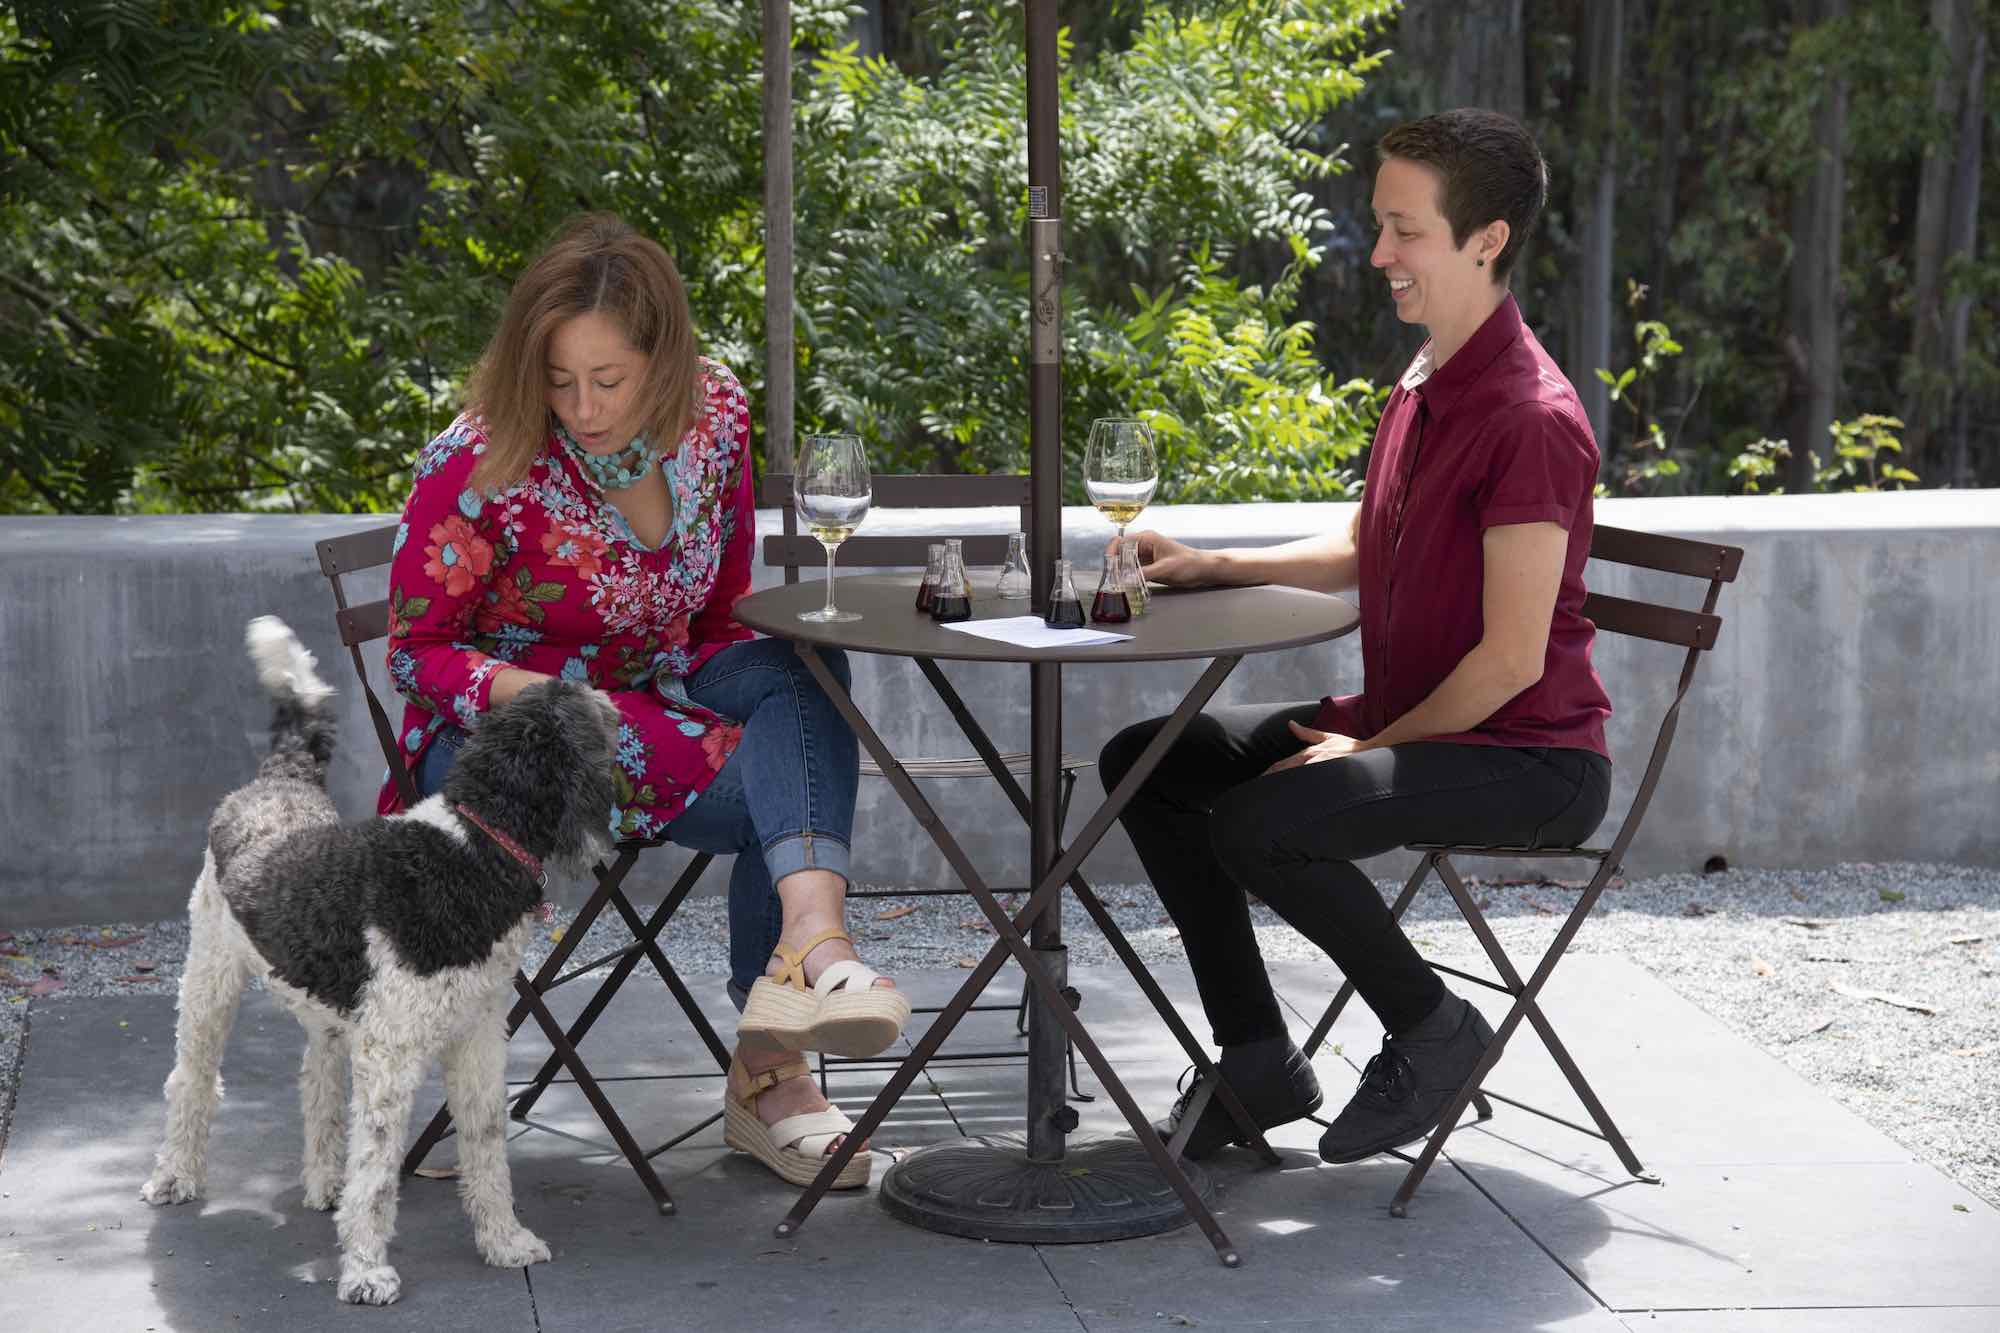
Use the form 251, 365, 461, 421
795, 433, 871, 623
1083, 417, 1159, 610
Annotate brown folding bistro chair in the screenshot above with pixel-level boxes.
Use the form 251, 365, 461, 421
1298, 522, 1745, 1216
314, 525, 735, 1217
759, 472, 1094, 1100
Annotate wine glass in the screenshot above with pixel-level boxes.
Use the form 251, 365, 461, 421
795, 432, 870, 623
1083, 417, 1159, 607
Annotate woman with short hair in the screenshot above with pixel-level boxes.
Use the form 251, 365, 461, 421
381, 213, 907, 1189
1106, 109, 1614, 1165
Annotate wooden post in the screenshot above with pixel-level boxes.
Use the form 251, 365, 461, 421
763, 0, 796, 475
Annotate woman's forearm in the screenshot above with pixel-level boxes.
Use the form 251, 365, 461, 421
1211, 529, 1360, 594
489, 666, 555, 707
1361, 643, 1541, 750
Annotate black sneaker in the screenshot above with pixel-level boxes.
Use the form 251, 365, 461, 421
1317, 993, 1493, 1165
1154, 1035, 1322, 1160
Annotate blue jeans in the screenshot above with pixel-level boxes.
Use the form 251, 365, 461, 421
414, 637, 860, 998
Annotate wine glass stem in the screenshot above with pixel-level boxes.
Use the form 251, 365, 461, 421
822, 541, 839, 616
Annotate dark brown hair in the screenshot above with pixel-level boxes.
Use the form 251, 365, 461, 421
465, 213, 698, 493
1377, 108, 1548, 284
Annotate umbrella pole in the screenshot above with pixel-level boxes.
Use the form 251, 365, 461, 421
1024, 0, 1070, 1167
874, 5, 1215, 1251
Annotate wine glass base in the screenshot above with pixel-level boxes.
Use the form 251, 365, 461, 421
798, 608, 863, 623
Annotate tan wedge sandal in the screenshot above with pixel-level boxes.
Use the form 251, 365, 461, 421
722, 1053, 872, 1190
737, 926, 912, 1058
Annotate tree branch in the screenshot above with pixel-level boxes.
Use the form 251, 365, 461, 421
0, 268, 109, 344
18, 137, 308, 376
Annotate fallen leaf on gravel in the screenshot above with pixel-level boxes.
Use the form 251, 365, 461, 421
1878, 889, 1907, 903
91, 934, 144, 949
954, 957, 977, 968
1830, 980, 1939, 1015
959, 917, 990, 932
1751, 957, 1775, 977
1951, 1047, 1989, 1058
1946, 934, 1985, 946
1954, 1204, 1970, 1213
26, 976, 62, 997
133, 960, 157, 973
1783, 918, 1830, 930
1682, 903, 1715, 917
412, 1166, 459, 1180
874, 904, 918, 921
115, 975, 158, 984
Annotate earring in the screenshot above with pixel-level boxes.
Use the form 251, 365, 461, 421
1475, 258, 1486, 268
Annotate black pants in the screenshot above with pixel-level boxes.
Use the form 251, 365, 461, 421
1100, 701, 1611, 1047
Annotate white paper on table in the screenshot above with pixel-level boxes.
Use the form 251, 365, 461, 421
937, 615, 1132, 648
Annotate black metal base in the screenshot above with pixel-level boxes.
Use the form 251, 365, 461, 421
879, 1133, 1209, 1244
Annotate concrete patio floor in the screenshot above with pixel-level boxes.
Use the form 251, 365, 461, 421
3, 953, 1995, 1332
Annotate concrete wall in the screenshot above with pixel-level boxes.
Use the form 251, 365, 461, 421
3, 491, 1995, 926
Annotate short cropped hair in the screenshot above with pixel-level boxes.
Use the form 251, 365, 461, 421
1377, 109, 1548, 284
465, 213, 698, 493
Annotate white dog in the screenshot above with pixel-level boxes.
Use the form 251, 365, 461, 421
142, 616, 619, 1305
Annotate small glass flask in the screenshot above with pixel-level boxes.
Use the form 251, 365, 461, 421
995, 531, 1032, 600
1090, 558, 1131, 624
930, 540, 973, 623
1043, 558, 1087, 629
945, 537, 974, 599
1116, 537, 1150, 615
915, 542, 946, 613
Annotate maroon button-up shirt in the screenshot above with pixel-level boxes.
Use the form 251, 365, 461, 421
1314, 295, 1612, 758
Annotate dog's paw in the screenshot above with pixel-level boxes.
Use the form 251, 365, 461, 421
301, 1179, 340, 1212
336, 1264, 402, 1306
140, 1170, 202, 1205
479, 1226, 551, 1269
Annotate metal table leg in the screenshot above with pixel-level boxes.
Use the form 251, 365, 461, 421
776, 645, 1256, 1265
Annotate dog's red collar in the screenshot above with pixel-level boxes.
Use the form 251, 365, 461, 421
454, 803, 548, 890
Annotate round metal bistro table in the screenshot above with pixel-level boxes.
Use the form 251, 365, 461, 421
735, 574, 1358, 1264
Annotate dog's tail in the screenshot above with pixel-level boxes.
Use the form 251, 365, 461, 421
245, 616, 338, 785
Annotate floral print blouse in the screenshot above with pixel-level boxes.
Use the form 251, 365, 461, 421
376, 356, 754, 840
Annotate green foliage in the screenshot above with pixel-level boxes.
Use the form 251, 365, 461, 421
1728, 415, 1917, 495
792, 0, 1391, 500
1596, 283, 1692, 495
1, 0, 854, 512
1095, 243, 1384, 501
2, 0, 1391, 513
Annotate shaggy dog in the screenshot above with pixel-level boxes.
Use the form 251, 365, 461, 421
141, 616, 619, 1305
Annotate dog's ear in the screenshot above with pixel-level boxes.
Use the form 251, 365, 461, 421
543, 685, 621, 862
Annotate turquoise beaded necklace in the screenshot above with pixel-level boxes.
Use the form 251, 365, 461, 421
558, 424, 657, 491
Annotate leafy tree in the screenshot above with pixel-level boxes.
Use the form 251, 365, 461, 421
793, 0, 1394, 499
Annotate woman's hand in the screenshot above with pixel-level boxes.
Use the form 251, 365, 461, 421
1109, 529, 1214, 588
1261, 720, 1370, 775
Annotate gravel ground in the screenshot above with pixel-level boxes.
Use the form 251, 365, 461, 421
4, 861, 1993, 1208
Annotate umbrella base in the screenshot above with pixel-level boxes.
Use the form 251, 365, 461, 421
879, 1132, 1207, 1244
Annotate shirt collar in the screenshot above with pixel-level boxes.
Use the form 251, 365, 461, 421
1407, 293, 1525, 425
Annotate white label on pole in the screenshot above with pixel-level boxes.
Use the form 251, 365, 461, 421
1028, 186, 1049, 218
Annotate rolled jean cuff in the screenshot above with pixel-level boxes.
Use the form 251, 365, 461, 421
763, 831, 850, 888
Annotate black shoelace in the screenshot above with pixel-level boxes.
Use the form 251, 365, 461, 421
1168, 1064, 1204, 1122
1357, 1037, 1415, 1106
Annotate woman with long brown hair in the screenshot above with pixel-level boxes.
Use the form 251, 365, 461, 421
379, 213, 907, 1189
